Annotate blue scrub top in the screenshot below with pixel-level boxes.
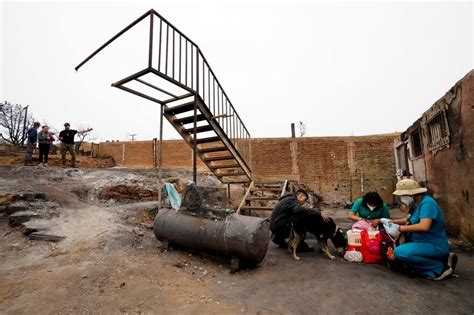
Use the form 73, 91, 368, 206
409, 195, 449, 252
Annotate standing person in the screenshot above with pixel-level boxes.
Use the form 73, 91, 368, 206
385, 179, 457, 280
58, 123, 92, 168
24, 122, 41, 166
37, 125, 54, 166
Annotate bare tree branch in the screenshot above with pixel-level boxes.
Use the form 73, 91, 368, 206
0, 101, 34, 146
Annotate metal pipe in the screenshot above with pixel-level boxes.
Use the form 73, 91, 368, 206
75, 10, 152, 71
193, 49, 199, 184
158, 18, 162, 71
153, 209, 270, 265
158, 104, 164, 205
148, 13, 154, 68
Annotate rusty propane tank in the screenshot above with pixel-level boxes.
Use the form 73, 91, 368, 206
153, 208, 270, 265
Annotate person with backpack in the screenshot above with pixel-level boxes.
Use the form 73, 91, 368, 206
37, 125, 54, 166
24, 122, 41, 166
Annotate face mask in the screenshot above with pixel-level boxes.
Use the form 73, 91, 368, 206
400, 196, 414, 208
367, 204, 376, 211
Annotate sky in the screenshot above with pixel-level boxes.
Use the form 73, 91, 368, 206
1, 0, 473, 142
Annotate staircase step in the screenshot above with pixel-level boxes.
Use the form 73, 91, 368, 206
165, 101, 195, 115
217, 171, 246, 177
204, 156, 235, 162
246, 196, 279, 201
198, 146, 229, 153
240, 206, 274, 211
251, 187, 282, 192
183, 125, 213, 134
209, 164, 241, 170
174, 114, 206, 125
196, 136, 221, 144
255, 183, 283, 188
222, 180, 251, 184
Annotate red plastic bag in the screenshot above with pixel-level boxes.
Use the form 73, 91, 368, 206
360, 230, 383, 264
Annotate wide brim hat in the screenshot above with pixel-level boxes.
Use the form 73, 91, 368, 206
393, 179, 427, 196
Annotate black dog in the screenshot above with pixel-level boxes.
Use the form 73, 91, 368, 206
288, 213, 346, 261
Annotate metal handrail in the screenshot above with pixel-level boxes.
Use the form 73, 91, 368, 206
75, 9, 252, 168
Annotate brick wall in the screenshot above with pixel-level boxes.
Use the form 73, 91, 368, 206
95, 134, 398, 205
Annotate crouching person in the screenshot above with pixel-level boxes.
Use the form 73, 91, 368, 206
348, 191, 391, 230
270, 189, 327, 251
386, 179, 457, 280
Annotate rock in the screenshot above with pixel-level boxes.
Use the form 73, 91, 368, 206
35, 192, 48, 200
3, 202, 29, 215
20, 220, 50, 235
8, 210, 41, 226
19, 192, 37, 202
29, 232, 66, 242
132, 227, 144, 236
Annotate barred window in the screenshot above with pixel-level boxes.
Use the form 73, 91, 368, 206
427, 110, 450, 151
410, 129, 423, 158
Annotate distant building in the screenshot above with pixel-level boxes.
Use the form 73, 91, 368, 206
394, 70, 474, 242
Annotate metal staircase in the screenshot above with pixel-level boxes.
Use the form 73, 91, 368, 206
75, 9, 252, 184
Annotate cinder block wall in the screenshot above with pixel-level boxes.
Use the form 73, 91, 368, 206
96, 134, 398, 205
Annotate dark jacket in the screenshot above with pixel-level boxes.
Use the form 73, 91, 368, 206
270, 194, 321, 231
26, 127, 38, 143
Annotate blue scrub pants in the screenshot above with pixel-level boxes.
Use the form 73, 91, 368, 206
394, 242, 448, 278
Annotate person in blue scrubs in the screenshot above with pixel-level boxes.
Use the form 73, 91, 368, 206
387, 179, 457, 280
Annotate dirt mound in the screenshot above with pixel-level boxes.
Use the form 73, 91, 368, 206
0, 153, 115, 168
99, 184, 158, 202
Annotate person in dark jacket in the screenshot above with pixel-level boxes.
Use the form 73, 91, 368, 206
37, 125, 54, 166
24, 122, 41, 165
58, 123, 92, 167
270, 189, 328, 250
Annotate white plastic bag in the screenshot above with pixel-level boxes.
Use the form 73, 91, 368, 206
344, 250, 363, 263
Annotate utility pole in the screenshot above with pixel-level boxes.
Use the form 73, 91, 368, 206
129, 133, 137, 141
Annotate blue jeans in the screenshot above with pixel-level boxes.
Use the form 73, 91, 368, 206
394, 242, 448, 278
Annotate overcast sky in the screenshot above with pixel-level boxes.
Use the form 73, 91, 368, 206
1, 1, 472, 141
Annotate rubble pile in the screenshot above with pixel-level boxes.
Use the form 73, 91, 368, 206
0, 191, 64, 242
99, 184, 158, 202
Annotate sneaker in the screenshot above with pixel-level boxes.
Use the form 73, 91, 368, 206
447, 252, 458, 272
431, 265, 453, 281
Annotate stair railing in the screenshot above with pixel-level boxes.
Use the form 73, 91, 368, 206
76, 9, 252, 171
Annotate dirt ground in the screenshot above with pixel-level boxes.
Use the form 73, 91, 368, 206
0, 152, 115, 168
1, 165, 473, 314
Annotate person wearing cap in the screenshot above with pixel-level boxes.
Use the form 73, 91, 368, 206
348, 191, 391, 229
270, 189, 329, 251
24, 122, 41, 166
58, 123, 92, 167
386, 179, 457, 280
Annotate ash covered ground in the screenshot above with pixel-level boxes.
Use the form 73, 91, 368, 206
0, 165, 473, 314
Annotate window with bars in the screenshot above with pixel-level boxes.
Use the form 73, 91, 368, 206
426, 110, 450, 151
410, 129, 423, 158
